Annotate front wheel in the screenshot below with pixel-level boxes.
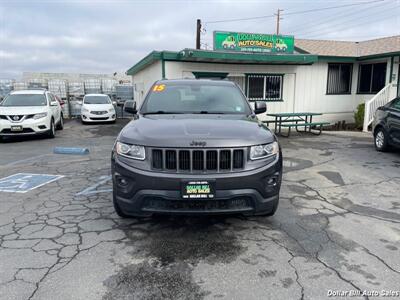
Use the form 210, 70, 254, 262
56, 114, 64, 130
47, 119, 55, 138
374, 128, 388, 152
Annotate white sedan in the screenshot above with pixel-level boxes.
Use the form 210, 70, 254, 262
81, 94, 116, 123
0, 89, 63, 139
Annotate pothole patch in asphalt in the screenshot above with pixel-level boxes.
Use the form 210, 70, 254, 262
103, 217, 245, 299
103, 261, 207, 300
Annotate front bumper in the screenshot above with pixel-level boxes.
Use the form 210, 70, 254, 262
112, 154, 282, 216
0, 117, 50, 136
81, 111, 116, 122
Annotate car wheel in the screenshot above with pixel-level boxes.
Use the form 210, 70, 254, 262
48, 119, 55, 138
374, 128, 388, 152
56, 114, 64, 130
81, 117, 86, 125
112, 187, 130, 218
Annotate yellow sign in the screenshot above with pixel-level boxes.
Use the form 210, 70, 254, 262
153, 84, 165, 92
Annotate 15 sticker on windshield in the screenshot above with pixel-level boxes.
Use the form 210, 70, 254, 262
153, 84, 166, 92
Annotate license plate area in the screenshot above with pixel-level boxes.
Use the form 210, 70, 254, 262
181, 180, 215, 199
11, 126, 23, 132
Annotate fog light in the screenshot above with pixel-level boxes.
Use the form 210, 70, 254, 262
266, 177, 277, 186
112, 114, 115, 118
82, 115, 87, 119
117, 176, 128, 186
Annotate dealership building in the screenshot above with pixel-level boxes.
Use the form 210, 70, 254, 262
127, 33, 400, 125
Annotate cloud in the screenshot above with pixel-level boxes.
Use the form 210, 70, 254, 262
0, 0, 398, 79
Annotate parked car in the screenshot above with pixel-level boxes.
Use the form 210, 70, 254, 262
111, 79, 282, 218
81, 94, 116, 123
373, 97, 400, 151
0, 89, 63, 139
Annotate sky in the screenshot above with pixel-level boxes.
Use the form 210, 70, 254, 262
0, 0, 399, 79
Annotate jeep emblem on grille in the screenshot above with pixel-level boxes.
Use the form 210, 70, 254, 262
190, 141, 206, 147
12, 115, 20, 121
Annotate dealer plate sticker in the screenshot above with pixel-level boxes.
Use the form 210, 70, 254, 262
0, 173, 64, 193
182, 180, 215, 199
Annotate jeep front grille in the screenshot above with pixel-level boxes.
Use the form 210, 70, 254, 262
150, 148, 245, 173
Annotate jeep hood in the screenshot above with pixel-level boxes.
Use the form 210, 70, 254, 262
118, 114, 275, 147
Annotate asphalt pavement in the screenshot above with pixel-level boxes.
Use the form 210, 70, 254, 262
0, 119, 399, 300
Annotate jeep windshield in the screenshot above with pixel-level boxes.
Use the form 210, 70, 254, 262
141, 81, 252, 115
1, 94, 47, 107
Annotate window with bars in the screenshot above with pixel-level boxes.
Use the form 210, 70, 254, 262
326, 63, 353, 94
357, 62, 387, 94
246, 74, 283, 101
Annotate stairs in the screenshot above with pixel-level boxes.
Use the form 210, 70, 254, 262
363, 83, 397, 132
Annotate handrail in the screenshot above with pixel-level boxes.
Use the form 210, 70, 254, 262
363, 83, 393, 132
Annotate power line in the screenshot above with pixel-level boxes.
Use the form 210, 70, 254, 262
286, 0, 392, 34
297, 4, 399, 38
301, 9, 399, 39
204, 14, 275, 24
203, 0, 385, 25
283, 0, 384, 16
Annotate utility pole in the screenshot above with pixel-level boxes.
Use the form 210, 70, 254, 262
275, 9, 283, 35
196, 19, 202, 49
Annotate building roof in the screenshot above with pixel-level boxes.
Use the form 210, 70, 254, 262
127, 36, 400, 76
127, 49, 318, 76
295, 35, 400, 57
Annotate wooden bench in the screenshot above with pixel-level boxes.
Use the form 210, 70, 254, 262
279, 122, 330, 137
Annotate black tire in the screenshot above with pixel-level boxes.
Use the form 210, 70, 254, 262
56, 114, 64, 130
374, 127, 388, 152
47, 119, 55, 138
112, 187, 130, 218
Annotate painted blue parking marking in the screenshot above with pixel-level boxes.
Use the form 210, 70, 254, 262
0, 173, 64, 193
76, 175, 112, 196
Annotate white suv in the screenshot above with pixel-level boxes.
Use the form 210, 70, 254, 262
0, 90, 63, 139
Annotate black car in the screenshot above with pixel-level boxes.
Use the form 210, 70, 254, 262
111, 79, 282, 218
373, 97, 400, 151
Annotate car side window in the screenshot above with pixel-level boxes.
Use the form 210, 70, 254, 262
391, 99, 400, 110
46, 93, 52, 105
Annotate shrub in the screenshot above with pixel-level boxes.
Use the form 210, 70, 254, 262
354, 103, 365, 130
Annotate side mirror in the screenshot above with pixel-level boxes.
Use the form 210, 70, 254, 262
124, 100, 137, 114
254, 101, 267, 114
112, 101, 117, 106
50, 101, 58, 106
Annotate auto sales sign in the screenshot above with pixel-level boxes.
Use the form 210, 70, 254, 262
213, 31, 294, 54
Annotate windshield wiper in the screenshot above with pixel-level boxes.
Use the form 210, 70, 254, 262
142, 111, 184, 115
193, 111, 226, 114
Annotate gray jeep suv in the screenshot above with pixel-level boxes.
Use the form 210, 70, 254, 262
111, 79, 282, 217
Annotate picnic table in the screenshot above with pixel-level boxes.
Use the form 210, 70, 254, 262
264, 112, 330, 137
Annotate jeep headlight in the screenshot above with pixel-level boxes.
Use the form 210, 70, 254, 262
250, 142, 279, 160
33, 112, 47, 119
115, 141, 145, 160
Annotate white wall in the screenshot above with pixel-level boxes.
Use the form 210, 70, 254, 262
132, 57, 395, 124
132, 61, 161, 107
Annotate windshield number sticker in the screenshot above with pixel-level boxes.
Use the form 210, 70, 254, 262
153, 84, 165, 92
